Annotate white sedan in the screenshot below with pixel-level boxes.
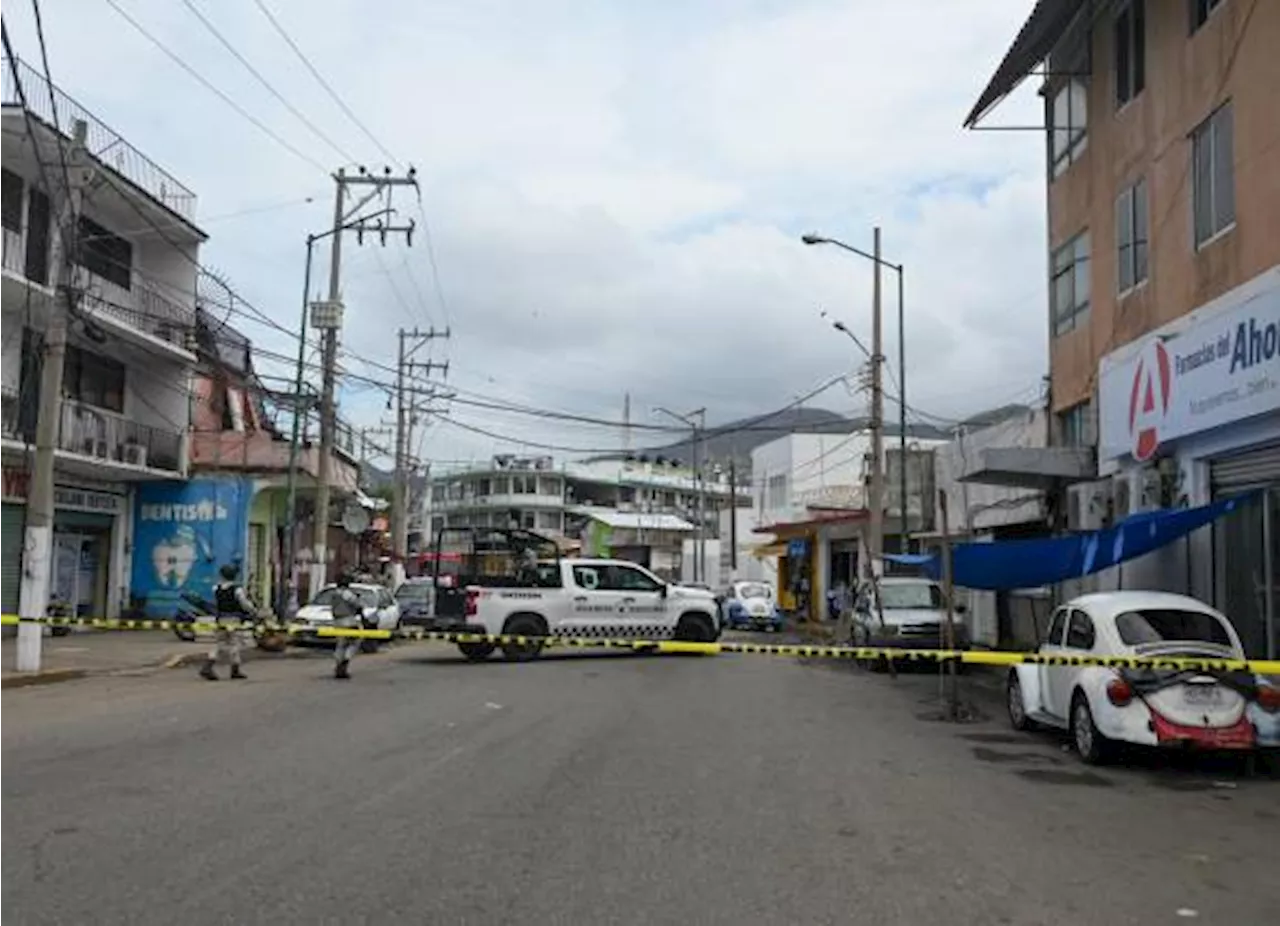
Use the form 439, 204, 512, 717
1006, 591, 1279, 764
293, 583, 401, 646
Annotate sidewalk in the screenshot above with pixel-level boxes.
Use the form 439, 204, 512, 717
4, 629, 222, 688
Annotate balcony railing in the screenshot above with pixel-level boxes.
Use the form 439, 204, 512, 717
2, 56, 197, 222
1, 393, 183, 474
59, 399, 183, 473
81, 279, 195, 350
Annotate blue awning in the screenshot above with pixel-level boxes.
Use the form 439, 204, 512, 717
884, 492, 1258, 591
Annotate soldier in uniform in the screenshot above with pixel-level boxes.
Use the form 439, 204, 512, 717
200, 563, 255, 680
331, 572, 363, 680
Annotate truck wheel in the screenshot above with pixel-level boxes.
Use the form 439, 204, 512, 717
501, 614, 547, 662
458, 642, 496, 662
674, 613, 716, 644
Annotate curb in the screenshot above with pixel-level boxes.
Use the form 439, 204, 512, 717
2, 668, 89, 689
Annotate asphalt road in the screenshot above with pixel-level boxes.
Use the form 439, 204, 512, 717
3, 637, 1277, 926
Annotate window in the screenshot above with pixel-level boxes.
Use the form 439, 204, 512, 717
77, 216, 133, 290
63, 345, 125, 413
538, 476, 561, 496
572, 565, 602, 590
765, 473, 788, 510
1048, 76, 1088, 177
1114, 0, 1145, 108
1116, 178, 1149, 293
1115, 609, 1232, 646
536, 511, 560, 531
603, 564, 663, 593
1051, 231, 1091, 335
24, 188, 51, 285
511, 475, 535, 494
1190, 0, 1224, 33
476, 478, 491, 497
1065, 610, 1096, 649
879, 582, 944, 610
431, 485, 444, 502
1, 169, 23, 232
1058, 401, 1094, 447
1047, 608, 1069, 645
520, 510, 536, 529
1192, 103, 1235, 246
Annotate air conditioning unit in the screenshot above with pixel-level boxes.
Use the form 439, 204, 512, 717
1067, 481, 1110, 532
122, 443, 148, 467
82, 438, 109, 459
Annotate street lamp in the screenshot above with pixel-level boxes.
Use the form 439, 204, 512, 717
803, 230, 909, 554
653, 406, 708, 582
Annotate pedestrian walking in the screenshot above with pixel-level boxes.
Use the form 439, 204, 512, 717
331, 572, 363, 680
200, 563, 255, 681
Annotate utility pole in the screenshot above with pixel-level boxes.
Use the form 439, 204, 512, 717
653, 406, 707, 583
358, 425, 393, 470
868, 227, 886, 581
17, 120, 91, 672
308, 166, 418, 601
729, 457, 738, 575
392, 327, 449, 586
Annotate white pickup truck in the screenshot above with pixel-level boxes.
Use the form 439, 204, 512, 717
448, 558, 721, 662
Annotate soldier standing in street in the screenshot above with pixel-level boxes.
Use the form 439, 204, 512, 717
331, 572, 363, 680
201, 563, 255, 681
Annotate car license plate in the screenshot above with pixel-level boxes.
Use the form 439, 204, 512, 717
1182, 685, 1222, 706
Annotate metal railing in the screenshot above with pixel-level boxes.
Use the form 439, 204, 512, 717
58, 399, 183, 473
80, 279, 195, 350
2, 56, 198, 222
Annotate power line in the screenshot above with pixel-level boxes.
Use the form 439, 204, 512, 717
101, 0, 329, 173
177, 0, 358, 166
250, 0, 400, 168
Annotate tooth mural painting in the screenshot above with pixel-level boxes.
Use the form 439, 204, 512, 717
130, 478, 253, 617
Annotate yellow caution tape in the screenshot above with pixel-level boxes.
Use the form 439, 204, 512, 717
3, 614, 1278, 674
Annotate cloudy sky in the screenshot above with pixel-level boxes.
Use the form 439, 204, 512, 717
4, 0, 1049, 469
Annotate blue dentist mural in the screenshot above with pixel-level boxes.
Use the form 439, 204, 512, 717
131, 477, 253, 617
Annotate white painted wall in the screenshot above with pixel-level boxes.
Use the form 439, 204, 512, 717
752, 432, 869, 526
933, 407, 1048, 533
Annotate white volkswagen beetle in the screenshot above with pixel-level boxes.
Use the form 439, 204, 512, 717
1007, 591, 1279, 764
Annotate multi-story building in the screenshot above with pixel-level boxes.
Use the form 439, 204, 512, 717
421, 454, 747, 579
2, 55, 202, 619
750, 426, 948, 620
967, 0, 1280, 657
127, 306, 366, 616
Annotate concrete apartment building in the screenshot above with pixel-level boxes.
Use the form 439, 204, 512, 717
2, 55, 203, 620
969, 0, 1280, 658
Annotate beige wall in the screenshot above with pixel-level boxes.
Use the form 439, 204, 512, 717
1047, 0, 1280, 414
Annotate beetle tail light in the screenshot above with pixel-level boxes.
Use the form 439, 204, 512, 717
1106, 676, 1134, 707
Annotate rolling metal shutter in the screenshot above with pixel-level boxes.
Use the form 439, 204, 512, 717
2, 503, 26, 615
1211, 441, 1280, 491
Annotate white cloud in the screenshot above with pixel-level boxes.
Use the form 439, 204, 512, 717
4, 0, 1048, 465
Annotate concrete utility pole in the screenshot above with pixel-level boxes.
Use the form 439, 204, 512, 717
654, 406, 707, 582
17, 120, 91, 673
308, 166, 418, 600
392, 327, 449, 586
868, 227, 886, 578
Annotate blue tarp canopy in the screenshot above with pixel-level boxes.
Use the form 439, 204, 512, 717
884, 493, 1257, 591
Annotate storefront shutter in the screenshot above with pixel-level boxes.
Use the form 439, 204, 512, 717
1211, 441, 1280, 491
2, 503, 26, 615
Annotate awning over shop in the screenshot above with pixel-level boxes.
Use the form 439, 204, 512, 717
885, 493, 1257, 591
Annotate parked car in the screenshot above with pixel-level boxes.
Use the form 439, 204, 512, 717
394, 578, 435, 628
721, 580, 784, 633
1006, 591, 1280, 764
850, 577, 969, 652
293, 583, 401, 650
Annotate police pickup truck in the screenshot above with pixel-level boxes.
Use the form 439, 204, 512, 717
446, 557, 722, 662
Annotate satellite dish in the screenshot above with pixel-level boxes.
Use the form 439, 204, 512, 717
342, 503, 371, 535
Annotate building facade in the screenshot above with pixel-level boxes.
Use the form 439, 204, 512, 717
968, 0, 1280, 657
422, 454, 747, 580
750, 427, 947, 621
2, 55, 203, 619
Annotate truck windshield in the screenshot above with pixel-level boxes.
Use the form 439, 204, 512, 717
879, 584, 943, 610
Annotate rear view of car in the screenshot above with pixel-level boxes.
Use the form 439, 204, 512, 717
723, 581, 784, 632
394, 579, 435, 628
